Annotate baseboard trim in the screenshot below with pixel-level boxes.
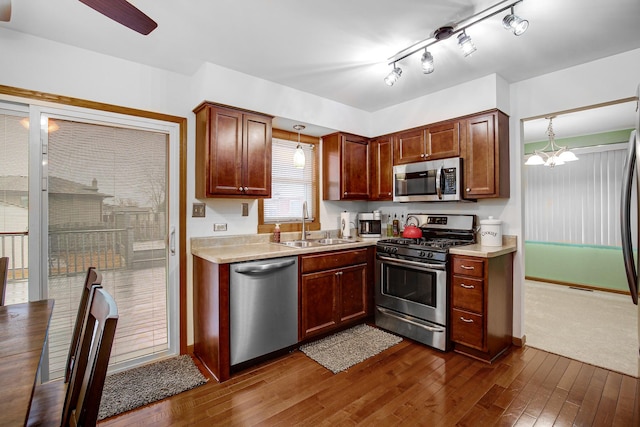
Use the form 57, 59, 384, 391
512, 335, 526, 347
525, 276, 630, 296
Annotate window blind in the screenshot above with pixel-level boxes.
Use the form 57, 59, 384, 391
264, 138, 316, 223
524, 144, 631, 246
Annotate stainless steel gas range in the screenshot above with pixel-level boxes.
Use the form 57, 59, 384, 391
375, 213, 475, 351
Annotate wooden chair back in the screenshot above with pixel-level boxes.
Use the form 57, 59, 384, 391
0, 257, 7, 306
62, 287, 118, 427
65, 267, 102, 383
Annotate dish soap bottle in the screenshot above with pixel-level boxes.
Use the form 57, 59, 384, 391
273, 223, 281, 243
392, 214, 399, 237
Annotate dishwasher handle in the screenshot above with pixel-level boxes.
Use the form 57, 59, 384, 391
234, 258, 296, 274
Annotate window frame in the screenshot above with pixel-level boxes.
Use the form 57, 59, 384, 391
258, 128, 320, 234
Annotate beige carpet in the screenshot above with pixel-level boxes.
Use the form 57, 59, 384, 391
525, 280, 639, 377
300, 324, 402, 374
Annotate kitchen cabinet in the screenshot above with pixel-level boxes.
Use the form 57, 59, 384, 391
299, 248, 372, 340
461, 110, 510, 199
393, 121, 460, 165
450, 253, 513, 363
369, 135, 393, 200
322, 132, 370, 200
194, 102, 272, 198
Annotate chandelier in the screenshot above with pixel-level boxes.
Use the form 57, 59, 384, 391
525, 116, 579, 167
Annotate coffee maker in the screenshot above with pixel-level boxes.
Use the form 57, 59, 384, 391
358, 211, 382, 237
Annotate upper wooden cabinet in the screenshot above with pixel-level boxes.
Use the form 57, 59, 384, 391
322, 132, 370, 200
369, 135, 393, 201
194, 102, 272, 198
393, 121, 460, 165
461, 110, 510, 199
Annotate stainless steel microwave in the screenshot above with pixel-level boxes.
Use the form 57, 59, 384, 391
393, 157, 463, 202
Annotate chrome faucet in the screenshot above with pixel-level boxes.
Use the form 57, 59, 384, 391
301, 201, 309, 241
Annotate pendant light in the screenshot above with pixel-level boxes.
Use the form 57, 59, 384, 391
293, 124, 306, 169
525, 116, 579, 168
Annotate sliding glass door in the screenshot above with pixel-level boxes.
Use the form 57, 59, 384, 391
1, 99, 180, 381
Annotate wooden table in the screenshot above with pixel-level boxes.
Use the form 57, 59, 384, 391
0, 299, 54, 426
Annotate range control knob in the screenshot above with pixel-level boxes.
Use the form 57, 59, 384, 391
418, 251, 426, 258
426, 252, 434, 259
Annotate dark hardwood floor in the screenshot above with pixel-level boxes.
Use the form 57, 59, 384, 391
98, 341, 639, 426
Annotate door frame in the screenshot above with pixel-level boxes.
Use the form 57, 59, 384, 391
0, 85, 188, 355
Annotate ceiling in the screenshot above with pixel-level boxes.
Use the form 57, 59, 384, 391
2, 0, 640, 136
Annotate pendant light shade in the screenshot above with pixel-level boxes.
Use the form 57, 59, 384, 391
293, 124, 306, 169
525, 116, 578, 168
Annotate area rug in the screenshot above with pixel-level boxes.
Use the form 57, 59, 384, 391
299, 324, 402, 374
98, 355, 208, 420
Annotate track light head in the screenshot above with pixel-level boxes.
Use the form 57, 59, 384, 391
384, 65, 402, 86
421, 50, 434, 74
503, 6, 529, 35
457, 31, 476, 57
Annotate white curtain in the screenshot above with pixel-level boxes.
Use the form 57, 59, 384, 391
524, 145, 630, 247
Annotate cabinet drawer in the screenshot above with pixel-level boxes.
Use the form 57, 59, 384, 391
451, 308, 484, 350
300, 249, 368, 274
451, 276, 484, 313
452, 257, 484, 278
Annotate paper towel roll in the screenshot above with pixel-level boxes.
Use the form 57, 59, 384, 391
341, 211, 353, 238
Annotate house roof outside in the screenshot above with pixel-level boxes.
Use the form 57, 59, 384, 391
0, 176, 111, 198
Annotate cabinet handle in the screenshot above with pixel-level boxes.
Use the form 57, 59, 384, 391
460, 283, 475, 289
460, 265, 475, 270
344, 192, 348, 196
244, 186, 248, 191
460, 317, 474, 323
466, 188, 471, 192
238, 187, 243, 191
425, 153, 430, 157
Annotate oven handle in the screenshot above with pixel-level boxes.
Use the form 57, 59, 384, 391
377, 255, 446, 271
377, 306, 446, 333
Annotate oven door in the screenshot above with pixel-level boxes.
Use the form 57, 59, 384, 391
375, 254, 447, 326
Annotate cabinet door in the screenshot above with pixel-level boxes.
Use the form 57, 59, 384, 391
462, 111, 510, 199
369, 136, 393, 200
207, 107, 244, 196
393, 128, 425, 165
427, 121, 460, 160
242, 114, 272, 197
338, 264, 368, 323
300, 270, 339, 340
341, 135, 370, 199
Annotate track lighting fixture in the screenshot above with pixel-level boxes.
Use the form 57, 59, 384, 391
293, 124, 306, 169
421, 49, 434, 74
384, 0, 528, 85
502, 6, 529, 35
457, 31, 476, 57
384, 64, 403, 86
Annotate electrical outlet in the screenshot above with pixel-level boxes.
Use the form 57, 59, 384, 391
242, 203, 248, 217
192, 203, 205, 217
213, 223, 227, 232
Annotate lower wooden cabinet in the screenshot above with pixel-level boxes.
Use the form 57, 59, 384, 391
450, 253, 513, 363
299, 248, 372, 340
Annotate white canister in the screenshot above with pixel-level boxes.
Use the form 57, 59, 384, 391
479, 216, 503, 247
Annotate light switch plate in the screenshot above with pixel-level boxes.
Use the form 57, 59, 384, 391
242, 203, 248, 216
192, 203, 205, 217
214, 223, 227, 231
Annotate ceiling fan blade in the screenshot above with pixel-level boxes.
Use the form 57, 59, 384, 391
0, 0, 11, 22
79, 0, 157, 35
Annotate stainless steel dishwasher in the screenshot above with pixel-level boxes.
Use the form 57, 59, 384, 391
230, 256, 298, 365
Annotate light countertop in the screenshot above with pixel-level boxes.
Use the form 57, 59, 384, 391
191, 233, 516, 264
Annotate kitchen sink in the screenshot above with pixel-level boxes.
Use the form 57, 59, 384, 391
279, 240, 316, 248
313, 238, 353, 245
278, 238, 354, 248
